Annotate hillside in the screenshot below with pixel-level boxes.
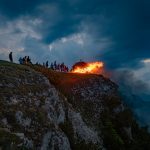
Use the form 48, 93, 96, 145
0, 60, 150, 150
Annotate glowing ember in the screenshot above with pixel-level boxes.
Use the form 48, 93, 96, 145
71, 61, 104, 74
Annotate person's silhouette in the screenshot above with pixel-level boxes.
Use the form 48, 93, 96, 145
9, 52, 13, 62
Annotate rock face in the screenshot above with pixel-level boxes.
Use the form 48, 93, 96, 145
0, 61, 150, 150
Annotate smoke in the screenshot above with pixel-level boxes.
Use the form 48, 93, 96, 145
111, 69, 150, 131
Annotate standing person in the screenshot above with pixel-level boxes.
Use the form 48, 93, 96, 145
27, 56, 31, 64
18, 57, 23, 64
24, 56, 27, 64
60, 62, 64, 72
9, 52, 13, 62
54, 61, 57, 70
50, 63, 54, 70
22, 57, 25, 64
66, 66, 69, 72
57, 63, 60, 71
46, 61, 48, 68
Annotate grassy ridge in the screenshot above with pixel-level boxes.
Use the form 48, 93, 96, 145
1, 61, 150, 150
33, 65, 102, 95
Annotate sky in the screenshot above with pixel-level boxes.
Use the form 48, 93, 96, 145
0, 0, 150, 128
0, 0, 149, 76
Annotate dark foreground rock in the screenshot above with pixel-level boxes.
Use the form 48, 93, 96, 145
0, 61, 150, 150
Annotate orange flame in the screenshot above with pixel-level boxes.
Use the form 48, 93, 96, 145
71, 61, 104, 74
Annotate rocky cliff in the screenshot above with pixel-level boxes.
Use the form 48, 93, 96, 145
0, 60, 150, 150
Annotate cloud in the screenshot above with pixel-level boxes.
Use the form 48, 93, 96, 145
0, 0, 44, 18
0, 0, 149, 70
98, 0, 150, 69
112, 68, 150, 129
142, 59, 150, 64
0, 15, 46, 62
48, 31, 112, 67
134, 60, 150, 86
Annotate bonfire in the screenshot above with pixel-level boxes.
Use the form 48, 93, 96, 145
70, 61, 104, 74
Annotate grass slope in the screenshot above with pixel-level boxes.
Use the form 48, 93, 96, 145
33, 65, 104, 95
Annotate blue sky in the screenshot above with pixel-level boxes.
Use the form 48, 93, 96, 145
0, 0, 149, 71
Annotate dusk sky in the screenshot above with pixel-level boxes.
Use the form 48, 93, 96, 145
0, 0, 150, 83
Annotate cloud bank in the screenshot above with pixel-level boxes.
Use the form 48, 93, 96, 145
0, 0, 149, 69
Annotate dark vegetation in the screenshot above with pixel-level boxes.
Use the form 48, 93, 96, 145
33, 65, 100, 96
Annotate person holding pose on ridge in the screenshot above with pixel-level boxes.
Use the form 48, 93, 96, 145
9, 52, 13, 62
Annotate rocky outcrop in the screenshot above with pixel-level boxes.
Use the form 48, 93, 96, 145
0, 61, 103, 149
0, 61, 150, 150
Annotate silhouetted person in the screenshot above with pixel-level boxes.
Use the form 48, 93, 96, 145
27, 56, 31, 64
19, 57, 23, 64
22, 57, 25, 64
56, 63, 60, 71
9, 52, 13, 62
46, 61, 48, 68
50, 63, 54, 70
54, 61, 57, 70
24, 56, 27, 64
60, 62, 64, 72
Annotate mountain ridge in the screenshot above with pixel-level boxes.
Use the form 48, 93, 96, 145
0, 60, 150, 150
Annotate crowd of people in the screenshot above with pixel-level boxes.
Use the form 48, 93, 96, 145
9, 52, 69, 72
50, 61, 69, 72
37, 61, 69, 72
19, 56, 32, 65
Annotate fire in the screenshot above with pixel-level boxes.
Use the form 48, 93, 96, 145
71, 61, 104, 74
